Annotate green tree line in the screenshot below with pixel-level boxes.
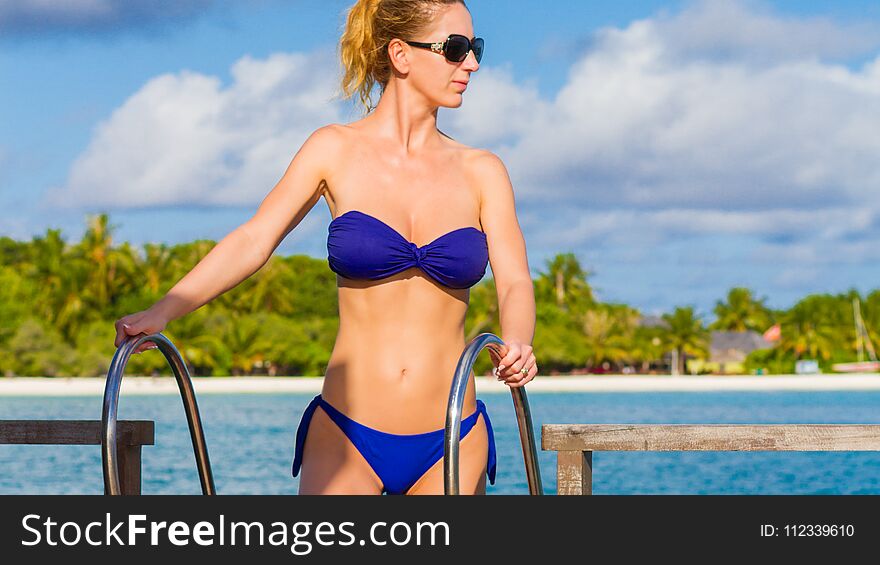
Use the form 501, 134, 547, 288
1, 214, 877, 377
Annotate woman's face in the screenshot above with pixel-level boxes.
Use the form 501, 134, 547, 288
397, 3, 480, 109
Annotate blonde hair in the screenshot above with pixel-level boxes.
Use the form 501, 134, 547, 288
338, 0, 466, 114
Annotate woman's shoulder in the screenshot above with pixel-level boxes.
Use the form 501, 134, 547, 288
312, 121, 382, 152
297, 123, 358, 163
307, 122, 353, 144
436, 131, 505, 165
461, 146, 508, 176
461, 147, 512, 207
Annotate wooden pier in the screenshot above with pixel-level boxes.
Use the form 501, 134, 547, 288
0, 420, 155, 495
542, 424, 880, 494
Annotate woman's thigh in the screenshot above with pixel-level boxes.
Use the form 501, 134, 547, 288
405, 414, 489, 495
297, 406, 384, 495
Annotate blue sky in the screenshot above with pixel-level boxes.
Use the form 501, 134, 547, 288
2, 0, 880, 318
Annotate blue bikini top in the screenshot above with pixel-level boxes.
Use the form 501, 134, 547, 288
327, 210, 489, 289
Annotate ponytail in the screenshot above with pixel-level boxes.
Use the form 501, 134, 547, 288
339, 0, 384, 113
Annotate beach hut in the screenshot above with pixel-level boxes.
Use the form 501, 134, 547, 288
706, 330, 775, 374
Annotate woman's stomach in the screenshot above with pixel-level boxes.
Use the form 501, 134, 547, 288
321, 315, 478, 433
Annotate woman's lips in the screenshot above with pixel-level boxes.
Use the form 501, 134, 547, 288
453, 80, 468, 91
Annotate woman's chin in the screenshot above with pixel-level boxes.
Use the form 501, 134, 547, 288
442, 96, 465, 109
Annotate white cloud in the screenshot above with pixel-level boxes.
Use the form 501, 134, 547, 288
659, 0, 880, 63
523, 206, 877, 255
502, 23, 880, 213
46, 49, 343, 208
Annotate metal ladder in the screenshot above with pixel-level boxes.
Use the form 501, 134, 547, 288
103, 333, 215, 495
103, 332, 542, 495
444, 332, 543, 495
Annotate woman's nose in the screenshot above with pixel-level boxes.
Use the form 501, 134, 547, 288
462, 49, 480, 71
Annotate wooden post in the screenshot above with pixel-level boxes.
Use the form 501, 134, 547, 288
557, 450, 592, 495
117, 444, 143, 495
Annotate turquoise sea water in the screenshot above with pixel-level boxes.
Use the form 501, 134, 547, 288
2, 391, 879, 494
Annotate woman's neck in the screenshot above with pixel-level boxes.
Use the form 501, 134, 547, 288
367, 80, 441, 154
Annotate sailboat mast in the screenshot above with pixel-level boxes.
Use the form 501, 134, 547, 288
833, 298, 879, 373
854, 297, 877, 363
854, 298, 865, 362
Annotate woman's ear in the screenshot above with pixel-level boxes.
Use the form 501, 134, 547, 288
387, 38, 410, 76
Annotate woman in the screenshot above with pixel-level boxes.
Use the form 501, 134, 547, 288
114, 0, 537, 495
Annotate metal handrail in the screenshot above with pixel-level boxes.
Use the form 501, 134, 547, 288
103, 333, 215, 495
444, 333, 543, 495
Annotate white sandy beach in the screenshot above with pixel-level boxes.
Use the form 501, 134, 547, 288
1, 374, 879, 396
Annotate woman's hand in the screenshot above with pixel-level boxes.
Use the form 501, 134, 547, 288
114, 307, 169, 354
492, 339, 538, 388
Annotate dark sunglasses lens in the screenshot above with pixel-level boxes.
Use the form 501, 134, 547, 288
445, 35, 470, 62
472, 37, 484, 63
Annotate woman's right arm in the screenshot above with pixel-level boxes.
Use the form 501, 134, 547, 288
114, 125, 339, 352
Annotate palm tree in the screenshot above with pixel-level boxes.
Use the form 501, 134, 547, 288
223, 314, 269, 376
862, 290, 880, 356
233, 255, 296, 315
142, 242, 175, 296
535, 253, 594, 310
465, 278, 499, 341
24, 229, 89, 340
630, 325, 667, 372
76, 213, 138, 313
711, 287, 773, 332
27, 229, 66, 312
662, 306, 710, 374
579, 305, 638, 368
778, 297, 839, 362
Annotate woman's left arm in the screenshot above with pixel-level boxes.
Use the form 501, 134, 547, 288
473, 150, 538, 387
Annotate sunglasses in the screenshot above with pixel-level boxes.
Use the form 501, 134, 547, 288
405, 34, 484, 64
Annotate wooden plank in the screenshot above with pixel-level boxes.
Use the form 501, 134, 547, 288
557, 450, 592, 495
542, 424, 880, 452
0, 420, 154, 446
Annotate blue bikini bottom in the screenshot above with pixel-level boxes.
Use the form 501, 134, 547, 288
291, 394, 497, 495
